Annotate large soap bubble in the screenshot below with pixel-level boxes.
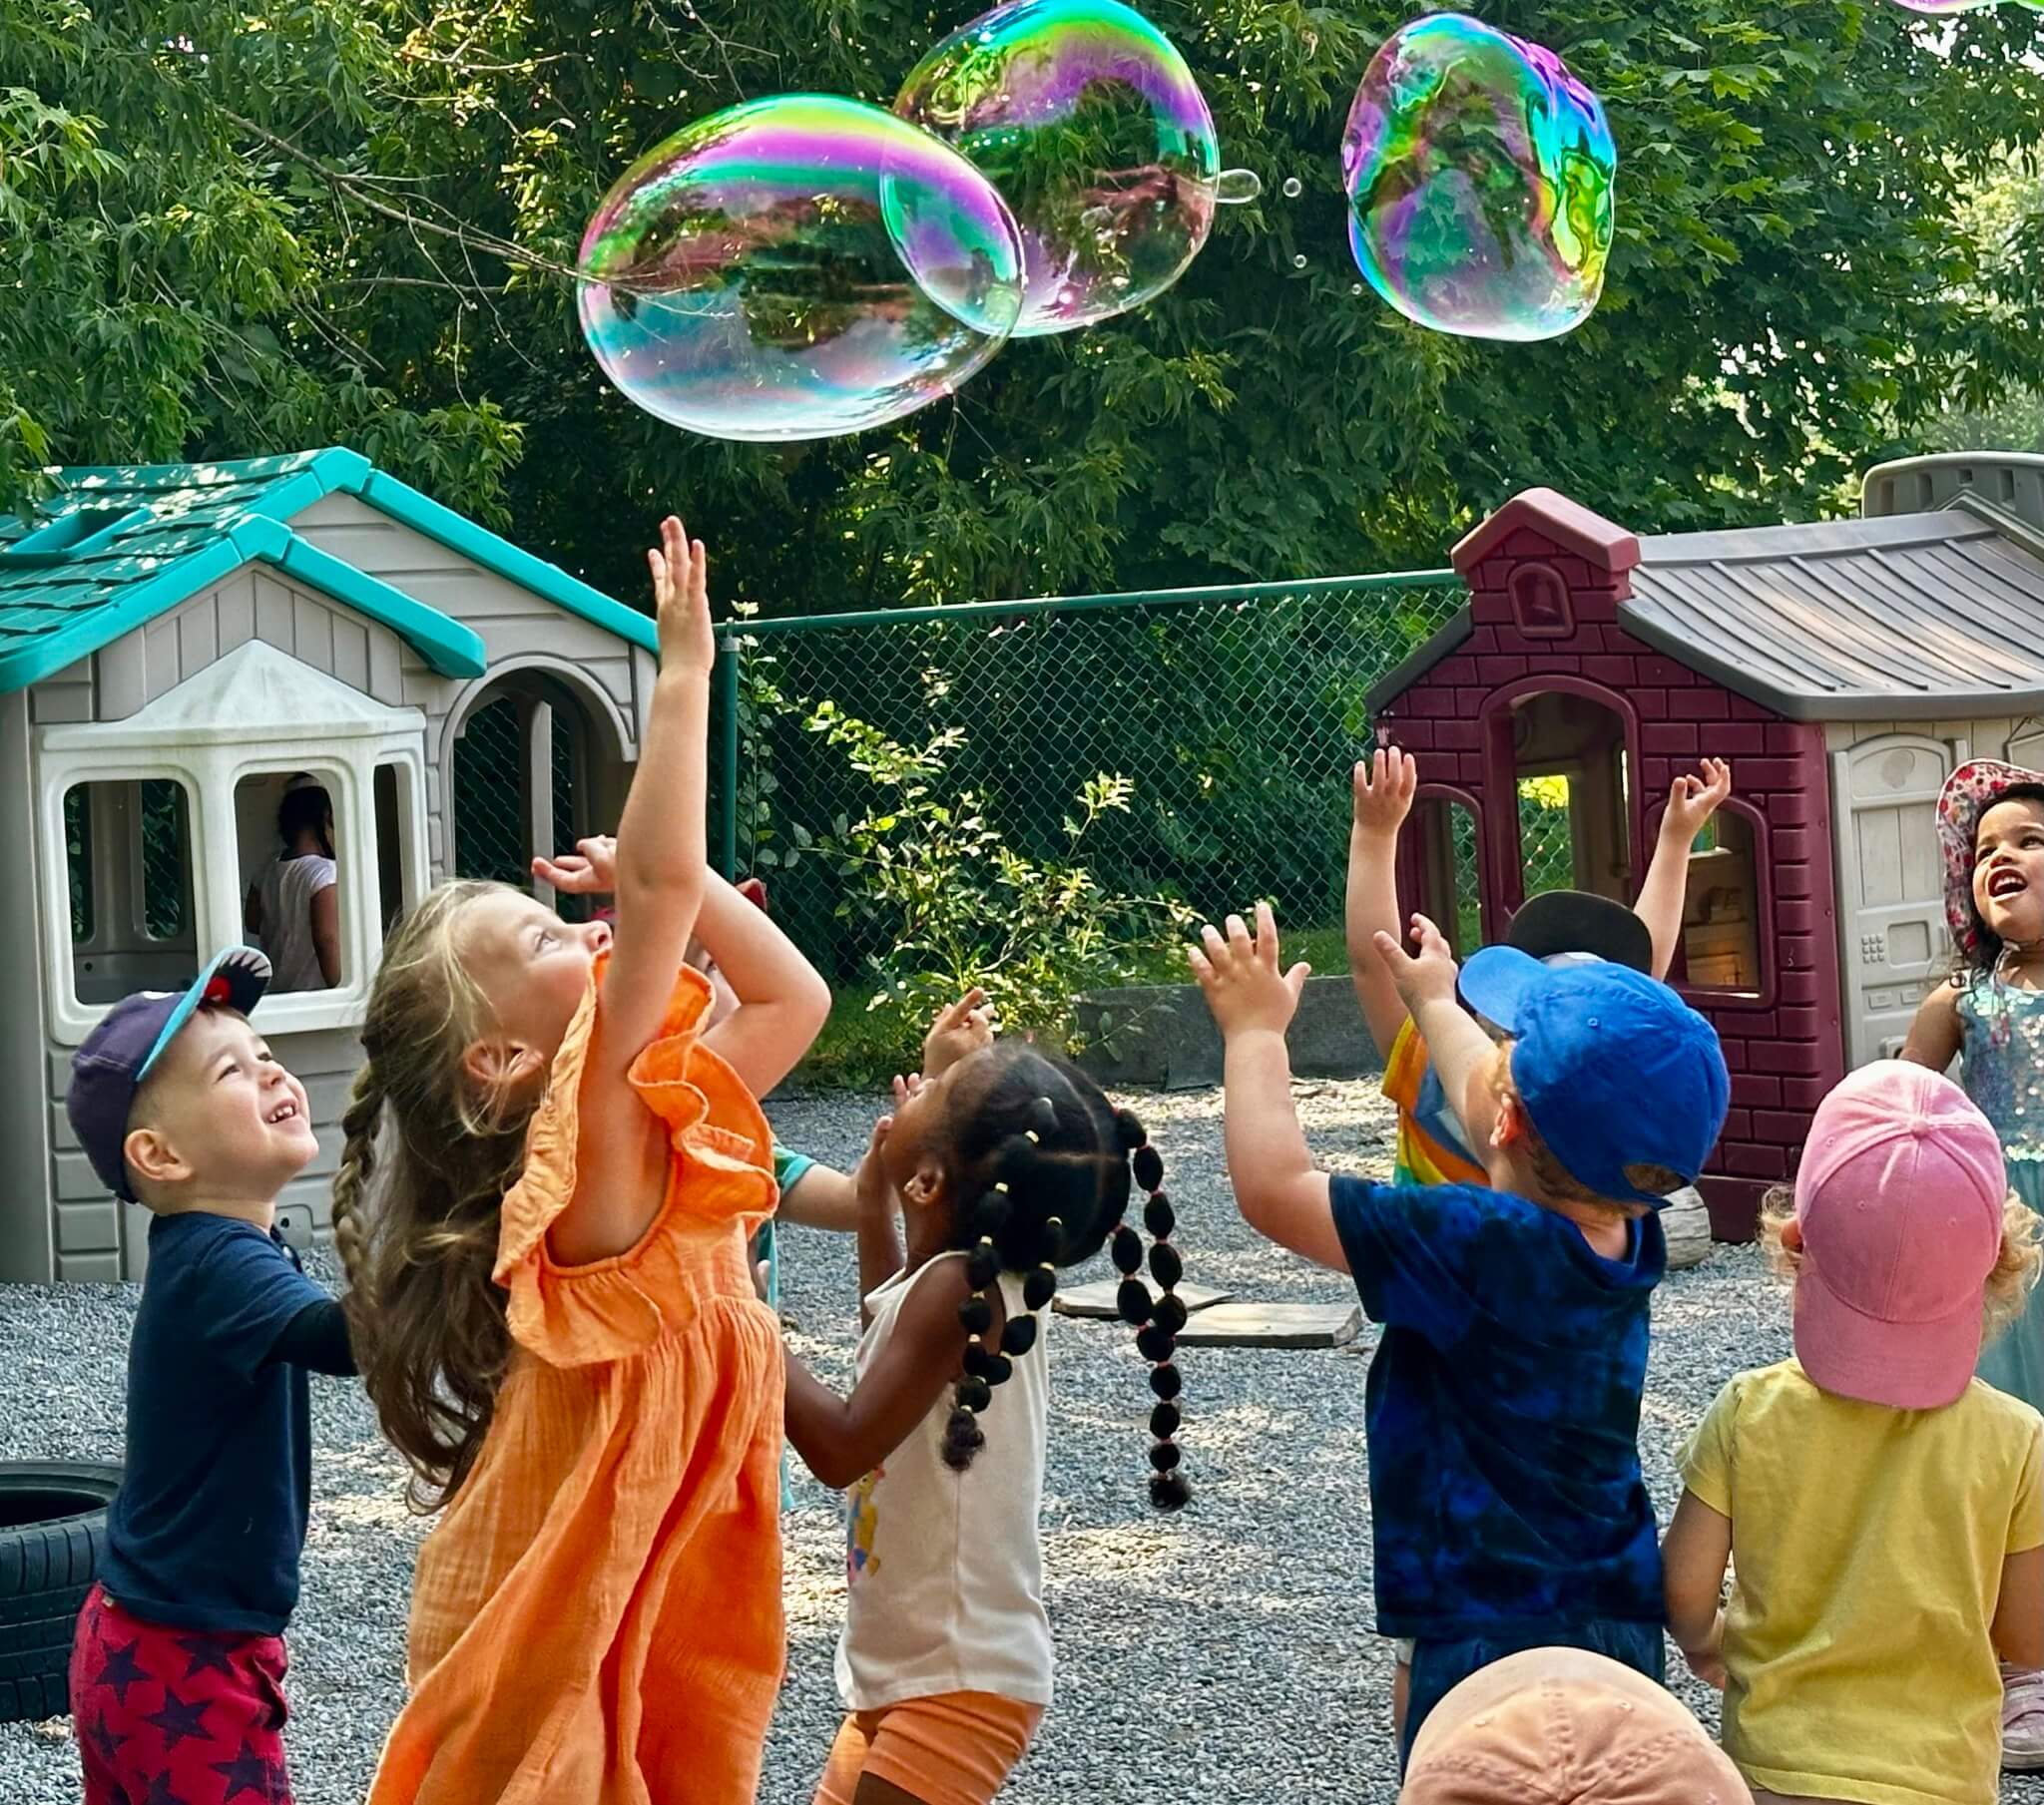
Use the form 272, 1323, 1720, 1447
896, 0, 1221, 336
578, 95, 1027, 441
1342, 14, 1616, 342
1887, 0, 2040, 13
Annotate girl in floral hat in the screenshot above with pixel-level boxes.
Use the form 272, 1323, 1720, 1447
1906, 758, 2044, 1769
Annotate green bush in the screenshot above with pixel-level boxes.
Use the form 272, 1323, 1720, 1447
784, 697, 1197, 1060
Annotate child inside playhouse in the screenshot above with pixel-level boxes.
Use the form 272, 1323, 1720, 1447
332, 517, 831, 1804
1905, 758, 2044, 1767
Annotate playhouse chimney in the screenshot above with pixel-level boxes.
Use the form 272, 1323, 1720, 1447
1861, 451, 2044, 534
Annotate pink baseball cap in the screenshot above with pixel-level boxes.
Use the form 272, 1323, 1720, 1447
1793, 1060, 2008, 1410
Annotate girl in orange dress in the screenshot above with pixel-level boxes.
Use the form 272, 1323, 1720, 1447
331, 518, 830, 1805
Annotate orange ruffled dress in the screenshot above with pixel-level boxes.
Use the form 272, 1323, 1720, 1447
367, 961, 785, 1805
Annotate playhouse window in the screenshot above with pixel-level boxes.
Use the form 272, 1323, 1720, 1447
64, 787, 92, 944
1412, 793, 1486, 958
1677, 805, 1767, 994
62, 777, 197, 1006
1505, 689, 1633, 904
374, 763, 407, 938
235, 772, 343, 994
138, 780, 192, 941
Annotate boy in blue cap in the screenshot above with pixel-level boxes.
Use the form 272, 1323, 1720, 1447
1192, 902, 1730, 1768
63, 947, 355, 1805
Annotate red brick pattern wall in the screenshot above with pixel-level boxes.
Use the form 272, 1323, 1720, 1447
1384, 524, 1846, 1237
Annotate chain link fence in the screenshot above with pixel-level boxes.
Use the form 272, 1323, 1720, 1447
138, 778, 191, 942
713, 574, 1466, 1029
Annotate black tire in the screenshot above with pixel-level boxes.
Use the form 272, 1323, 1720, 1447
0, 1461, 122, 1724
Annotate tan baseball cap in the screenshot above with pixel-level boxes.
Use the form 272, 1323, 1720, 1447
1404, 1648, 1751, 1804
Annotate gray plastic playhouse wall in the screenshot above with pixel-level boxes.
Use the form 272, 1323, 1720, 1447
1, 492, 657, 1282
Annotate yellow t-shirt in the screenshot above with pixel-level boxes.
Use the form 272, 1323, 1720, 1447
1682, 1360, 2044, 1805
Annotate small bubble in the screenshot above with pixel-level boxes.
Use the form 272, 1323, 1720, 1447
1350, 282, 1364, 296
1280, 176, 1303, 198
1291, 253, 1307, 269
1211, 168, 1264, 205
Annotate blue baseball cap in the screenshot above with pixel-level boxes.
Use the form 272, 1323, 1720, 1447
66, 947, 272, 1201
1458, 948, 1731, 1207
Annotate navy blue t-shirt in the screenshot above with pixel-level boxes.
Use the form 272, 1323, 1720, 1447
1329, 1176, 1665, 1641
101, 1213, 334, 1635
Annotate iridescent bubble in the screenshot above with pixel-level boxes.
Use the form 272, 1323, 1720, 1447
1280, 176, 1303, 198
1886, 0, 2041, 13
896, 0, 1221, 335
578, 95, 1026, 441
1341, 14, 1617, 342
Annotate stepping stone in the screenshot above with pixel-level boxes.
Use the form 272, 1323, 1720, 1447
1174, 1301, 1362, 1349
1054, 1280, 1233, 1320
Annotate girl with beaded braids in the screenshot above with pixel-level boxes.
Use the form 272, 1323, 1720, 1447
783, 1032, 1189, 1805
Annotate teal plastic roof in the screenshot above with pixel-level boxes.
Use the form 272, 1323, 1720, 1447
0, 448, 656, 695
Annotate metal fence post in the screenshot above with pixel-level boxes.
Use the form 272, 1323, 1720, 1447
715, 635, 741, 881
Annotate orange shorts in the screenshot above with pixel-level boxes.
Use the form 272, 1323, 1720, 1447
812, 1691, 1044, 1805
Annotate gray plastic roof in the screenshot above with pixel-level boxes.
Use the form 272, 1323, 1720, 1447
1624, 499, 2044, 720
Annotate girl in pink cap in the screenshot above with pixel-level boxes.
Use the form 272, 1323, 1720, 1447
1663, 1061, 2044, 1805
1906, 759, 2044, 1761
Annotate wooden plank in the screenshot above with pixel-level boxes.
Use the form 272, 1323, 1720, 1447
1174, 1300, 1363, 1349
1054, 1279, 1232, 1320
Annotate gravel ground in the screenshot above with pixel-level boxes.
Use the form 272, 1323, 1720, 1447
4, 1076, 2041, 1802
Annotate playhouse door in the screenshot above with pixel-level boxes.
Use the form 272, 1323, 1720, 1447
1832, 735, 1958, 1067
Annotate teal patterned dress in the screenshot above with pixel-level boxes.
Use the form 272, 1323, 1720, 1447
1960, 980, 2044, 1413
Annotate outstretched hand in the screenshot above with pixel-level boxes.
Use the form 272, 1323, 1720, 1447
853, 1115, 895, 1218
1188, 901, 1310, 1039
1662, 756, 1733, 847
533, 834, 618, 895
649, 515, 715, 677
923, 987, 994, 1079
1351, 747, 1418, 839
1369, 912, 1460, 1012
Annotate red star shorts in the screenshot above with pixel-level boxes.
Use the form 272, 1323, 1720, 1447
69, 1583, 291, 1805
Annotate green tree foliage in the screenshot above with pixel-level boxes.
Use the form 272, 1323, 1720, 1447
2, 0, 2041, 596
0, 1, 522, 517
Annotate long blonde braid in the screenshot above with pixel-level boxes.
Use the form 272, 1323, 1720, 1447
336, 880, 544, 1512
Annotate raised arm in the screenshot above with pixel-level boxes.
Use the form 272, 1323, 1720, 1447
1191, 904, 1346, 1271
1373, 914, 1498, 1157
551, 519, 714, 1265
783, 1255, 981, 1489
696, 873, 832, 1099
1346, 750, 1418, 1060
1635, 758, 1732, 981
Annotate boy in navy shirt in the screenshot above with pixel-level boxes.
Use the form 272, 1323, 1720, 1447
64, 946, 354, 1805
1191, 902, 1729, 1766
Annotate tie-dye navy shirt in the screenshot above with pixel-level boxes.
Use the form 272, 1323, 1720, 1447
1329, 1175, 1665, 1639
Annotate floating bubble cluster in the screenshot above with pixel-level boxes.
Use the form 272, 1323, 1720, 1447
578, 95, 1026, 440
1341, 14, 1616, 341
896, 0, 1221, 335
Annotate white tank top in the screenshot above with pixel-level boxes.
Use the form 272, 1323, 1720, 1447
836, 1254, 1053, 1710
257, 853, 336, 992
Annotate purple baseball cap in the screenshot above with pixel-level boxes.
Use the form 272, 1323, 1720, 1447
66, 947, 272, 1201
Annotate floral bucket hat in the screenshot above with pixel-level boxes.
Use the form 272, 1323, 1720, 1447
1937, 759, 2044, 960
